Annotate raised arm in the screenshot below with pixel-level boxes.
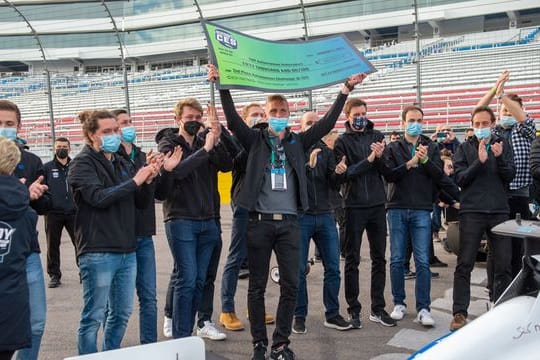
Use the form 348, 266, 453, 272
476, 70, 509, 108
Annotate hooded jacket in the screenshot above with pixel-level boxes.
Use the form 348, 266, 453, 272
219, 89, 348, 212
454, 134, 515, 214
383, 135, 445, 210
68, 145, 152, 257
0, 175, 36, 352
154, 127, 233, 222
117, 144, 156, 236
334, 120, 387, 208
304, 141, 338, 214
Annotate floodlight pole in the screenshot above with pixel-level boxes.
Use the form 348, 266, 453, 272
102, 0, 131, 114
193, 0, 215, 104
299, 0, 313, 111
413, 0, 422, 107
5, 0, 56, 146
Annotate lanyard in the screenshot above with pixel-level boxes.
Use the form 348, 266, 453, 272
410, 144, 417, 158
270, 138, 286, 168
130, 147, 136, 162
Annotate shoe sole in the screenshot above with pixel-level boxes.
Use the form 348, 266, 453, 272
197, 333, 227, 341
390, 313, 405, 321
219, 322, 245, 331
292, 328, 307, 334
323, 321, 354, 331
368, 315, 397, 327
414, 319, 435, 327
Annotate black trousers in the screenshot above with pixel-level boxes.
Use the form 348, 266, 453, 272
453, 213, 511, 316
344, 206, 387, 315
0, 350, 14, 360
246, 217, 300, 348
44, 212, 76, 279
334, 206, 346, 256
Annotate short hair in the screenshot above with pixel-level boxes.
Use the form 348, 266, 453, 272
465, 128, 474, 133
0, 137, 21, 175
174, 98, 203, 119
241, 102, 263, 120
471, 106, 496, 123
0, 100, 21, 125
390, 131, 401, 137
55, 137, 70, 146
505, 93, 523, 108
111, 109, 128, 117
344, 98, 367, 117
78, 109, 116, 144
401, 105, 424, 122
265, 95, 289, 112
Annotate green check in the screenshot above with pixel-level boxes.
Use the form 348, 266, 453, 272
202, 21, 376, 92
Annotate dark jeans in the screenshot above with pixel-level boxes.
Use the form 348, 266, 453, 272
453, 213, 511, 316
44, 212, 76, 279
295, 213, 341, 320
246, 216, 300, 348
164, 226, 223, 327
344, 206, 387, 315
135, 236, 157, 344
431, 204, 442, 233
221, 204, 249, 313
164, 219, 219, 338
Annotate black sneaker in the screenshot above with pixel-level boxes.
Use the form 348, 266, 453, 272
324, 314, 353, 331
431, 271, 440, 278
252, 342, 267, 360
404, 270, 416, 280
369, 310, 397, 327
238, 268, 250, 279
292, 317, 306, 334
430, 257, 448, 268
348, 312, 362, 329
48, 276, 61, 288
270, 344, 295, 360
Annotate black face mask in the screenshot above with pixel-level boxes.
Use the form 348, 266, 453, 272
252, 122, 269, 130
56, 148, 68, 159
184, 121, 203, 136
352, 116, 369, 130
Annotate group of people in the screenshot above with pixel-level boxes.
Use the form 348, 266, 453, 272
0, 67, 538, 360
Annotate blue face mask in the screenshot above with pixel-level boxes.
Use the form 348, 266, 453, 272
268, 117, 289, 133
474, 127, 491, 140
406, 122, 422, 136
352, 116, 368, 130
500, 116, 516, 128
101, 134, 121, 153
0, 127, 17, 141
121, 126, 137, 143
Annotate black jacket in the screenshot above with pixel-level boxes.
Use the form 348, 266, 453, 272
530, 138, 540, 203
220, 89, 348, 212
454, 135, 515, 214
43, 157, 76, 215
383, 135, 445, 210
13, 145, 51, 253
117, 144, 156, 236
68, 145, 152, 257
305, 142, 338, 214
334, 121, 387, 208
0, 175, 36, 352
154, 128, 233, 222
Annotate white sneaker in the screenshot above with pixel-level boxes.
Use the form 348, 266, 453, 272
390, 304, 407, 320
163, 316, 173, 338
196, 321, 227, 341
415, 309, 435, 327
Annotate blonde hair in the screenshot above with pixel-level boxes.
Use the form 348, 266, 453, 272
174, 98, 203, 118
241, 102, 263, 120
0, 137, 21, 175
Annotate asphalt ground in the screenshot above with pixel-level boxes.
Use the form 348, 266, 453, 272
36, 204, 489, 360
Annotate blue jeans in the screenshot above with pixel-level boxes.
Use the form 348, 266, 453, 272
388, 209, 431, 312
431, 203, 442, 233
295, 213, 341, 320
77, 252, 136, 355
165, 219, 219, 338
15, 253, 46, 360
136, 236, 157, 344
221, 204, 248, 313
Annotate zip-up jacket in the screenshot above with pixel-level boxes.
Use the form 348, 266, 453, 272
43, 157, 76, 215
154, 128, 233, 222
383, 135, 445, 210
334, 121, 386, 208
219, 89, 348, 212
68, 145, 152, 257
14, 145, 51, 253
454, 134, 515, 214
117, 144, 156, 236
305, 141, 338, 214
0, 175, 35, 352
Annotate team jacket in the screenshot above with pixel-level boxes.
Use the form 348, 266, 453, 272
43, 157, 76, 214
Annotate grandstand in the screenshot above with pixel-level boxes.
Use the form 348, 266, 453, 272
0, 1, 539, 158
